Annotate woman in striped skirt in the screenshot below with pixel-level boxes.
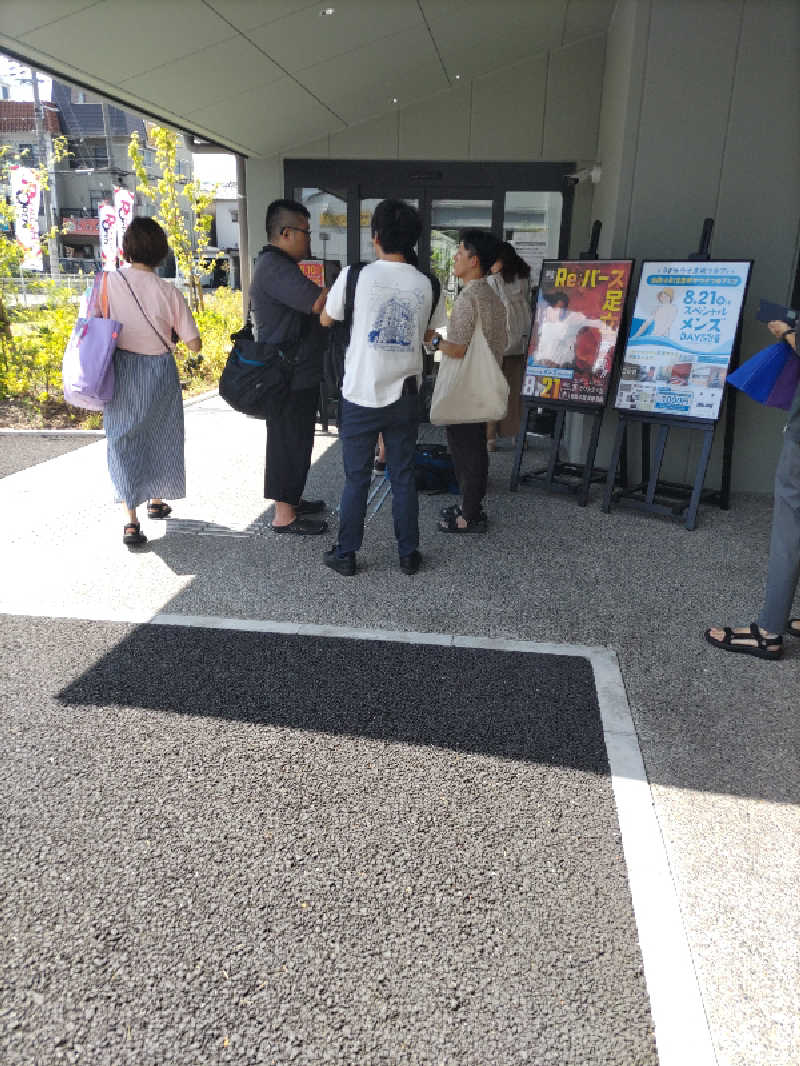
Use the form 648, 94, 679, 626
103, 217, 202, 548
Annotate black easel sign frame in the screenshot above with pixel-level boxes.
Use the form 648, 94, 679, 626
522, 258, 634, 407
613, 260, 753, 422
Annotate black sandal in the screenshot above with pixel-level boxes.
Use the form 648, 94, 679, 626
788, 619, 800, 638
147, 501, 172, 520
123, 522, 147, 548
704, 622, 783, 660
437, 512, 487, 534
440, 503, 487, 521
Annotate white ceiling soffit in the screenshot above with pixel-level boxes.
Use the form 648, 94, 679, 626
0, 0, 614, 158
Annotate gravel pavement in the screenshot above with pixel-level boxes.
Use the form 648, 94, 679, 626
0, 432, 98, 479
0, 393, 798, 1066
1, 616, 656, 1066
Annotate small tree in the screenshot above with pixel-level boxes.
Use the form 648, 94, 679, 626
128, 126, 216, 311
0, 137, 70, 380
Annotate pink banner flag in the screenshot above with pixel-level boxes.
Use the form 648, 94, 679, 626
10, 165, 43, 271
113, 187, 135, 262
98, 202, 118, 271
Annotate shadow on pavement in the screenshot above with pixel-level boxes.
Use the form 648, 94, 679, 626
56, 623, 606, 772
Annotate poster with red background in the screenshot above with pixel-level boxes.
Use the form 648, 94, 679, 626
522, 259, 633, 405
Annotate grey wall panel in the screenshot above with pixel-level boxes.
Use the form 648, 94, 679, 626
713, 0, 800, 492
329, 115, 400, 159
469, 54, 547, 161
245, 155, 283, 255
543, 36, 606, 160
625, 0, 743, 260
592, 0, 650, 258
398, 85, 471, 160
564, 0, 616, 45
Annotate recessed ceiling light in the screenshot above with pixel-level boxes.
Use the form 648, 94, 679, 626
319, 6, 335, 14
391, 97, 398, 104
454, 73, 461, 80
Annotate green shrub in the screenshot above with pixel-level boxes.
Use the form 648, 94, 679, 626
1, 281, 77, 405
0, 283, 245, 424
174, 286, 243, 392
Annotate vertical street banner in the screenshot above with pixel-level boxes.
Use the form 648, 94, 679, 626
613, 260, 753, 421
10, 165, 43, 271
113, 187, 135, 262
98, 203, 118, 271
522, 260, 634, 405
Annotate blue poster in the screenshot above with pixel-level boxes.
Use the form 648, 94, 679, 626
614, 260, 752, 421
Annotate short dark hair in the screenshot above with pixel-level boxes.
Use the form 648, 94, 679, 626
371, 199, 422, 258
122, 216, 169, 267
495, 241, 531, 282
266, 198, 310, 240
459, 229, 501, 275
544, 289, 569, 308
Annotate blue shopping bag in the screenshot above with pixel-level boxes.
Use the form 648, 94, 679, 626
728, 341, 800, 410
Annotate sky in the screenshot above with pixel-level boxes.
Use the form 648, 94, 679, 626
192, 154, 237, 187
0, 56, 51, 99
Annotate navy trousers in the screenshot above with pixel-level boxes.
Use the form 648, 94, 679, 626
337, 391, 419, 558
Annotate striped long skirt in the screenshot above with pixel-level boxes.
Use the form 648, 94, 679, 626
104, 349, 186, 509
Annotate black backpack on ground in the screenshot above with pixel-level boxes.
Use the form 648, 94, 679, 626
323, 265, 442, 393
414, 442, 458, 494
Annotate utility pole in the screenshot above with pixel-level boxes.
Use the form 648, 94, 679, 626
30, 68, 59, 279
101, 101, 115, 175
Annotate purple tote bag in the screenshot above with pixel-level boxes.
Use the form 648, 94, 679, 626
62, 272, 121, 410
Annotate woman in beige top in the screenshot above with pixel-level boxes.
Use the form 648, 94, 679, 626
428, 229, 507, 533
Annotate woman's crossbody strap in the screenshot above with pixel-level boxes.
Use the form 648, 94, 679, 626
118, 270, 172, 351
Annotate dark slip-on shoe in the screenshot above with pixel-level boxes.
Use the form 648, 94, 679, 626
399, 549, 422, 575
272, 517, 328, 536
295, 498, 326, 515
324, 545, 356, 576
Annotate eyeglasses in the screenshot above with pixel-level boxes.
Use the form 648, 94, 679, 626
283, 226, 312, 237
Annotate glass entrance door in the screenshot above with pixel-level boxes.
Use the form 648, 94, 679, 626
430, 193, 492, 315
287, 160, 574, 288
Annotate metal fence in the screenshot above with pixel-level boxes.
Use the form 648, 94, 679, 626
1, 273, 87, 309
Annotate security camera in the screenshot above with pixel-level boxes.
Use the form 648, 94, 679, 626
566, 165, 602, 185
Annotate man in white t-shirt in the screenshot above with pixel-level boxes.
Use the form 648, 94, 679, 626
320, 200, 444, 576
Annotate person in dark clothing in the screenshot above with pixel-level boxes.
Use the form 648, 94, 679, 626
250, 199, 329, 535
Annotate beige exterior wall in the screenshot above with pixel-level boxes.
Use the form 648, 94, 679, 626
593, 0, 800, 494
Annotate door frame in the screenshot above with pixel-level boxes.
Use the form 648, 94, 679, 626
284, 159, 576, 271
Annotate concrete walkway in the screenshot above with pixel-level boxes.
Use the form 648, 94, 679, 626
1, 393, 798, 1066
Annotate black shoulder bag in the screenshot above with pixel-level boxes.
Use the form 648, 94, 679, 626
323, 262, 366, 393
219, 310, 307, 420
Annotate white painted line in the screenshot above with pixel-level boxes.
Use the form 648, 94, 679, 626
0, 607, 716, 1066
590, 648, 717, 1066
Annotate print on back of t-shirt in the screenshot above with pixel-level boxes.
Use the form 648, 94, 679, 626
367, 284, 424, 351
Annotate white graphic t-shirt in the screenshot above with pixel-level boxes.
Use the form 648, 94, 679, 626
325, 260, 436, 408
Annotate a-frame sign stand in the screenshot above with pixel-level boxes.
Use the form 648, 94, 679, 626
601, 220, 748, 530
510, 222, 627, 506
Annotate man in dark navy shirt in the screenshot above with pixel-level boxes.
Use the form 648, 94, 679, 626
250, 199, 329, 535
